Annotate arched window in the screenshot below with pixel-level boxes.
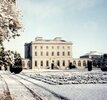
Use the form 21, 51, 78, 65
73, 61, 76, 65
78, 60, 81, 66
83, 60, 86, 66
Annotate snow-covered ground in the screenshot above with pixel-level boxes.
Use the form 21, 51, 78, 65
0, 69, 107, 100
20, 69, 107, 100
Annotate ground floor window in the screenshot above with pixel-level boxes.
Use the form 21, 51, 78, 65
78, 61, 81, 66
46, 61, 49, 66
41, 61, 43, 66
63, 60, 65, 66
35, 61, 37, 67
73, 61, 76, 65
83, 60, 86, 66
57, 60, 60, 66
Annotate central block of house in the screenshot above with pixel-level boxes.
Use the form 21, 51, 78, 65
24, 37, 73, 69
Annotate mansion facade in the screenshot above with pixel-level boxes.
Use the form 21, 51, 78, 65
22, 37, 90, 69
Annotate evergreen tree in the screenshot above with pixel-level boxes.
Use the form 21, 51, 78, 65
87, 61, 92, 71
0, 0, 22, 73
10, 51, 22, 74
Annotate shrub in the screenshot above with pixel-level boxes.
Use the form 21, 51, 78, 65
87, 61, 92, 71
10, 58, 22, 74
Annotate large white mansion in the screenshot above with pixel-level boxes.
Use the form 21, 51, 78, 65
22, 37, 90, 69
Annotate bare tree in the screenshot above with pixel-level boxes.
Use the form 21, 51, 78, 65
0, 0, 22, 43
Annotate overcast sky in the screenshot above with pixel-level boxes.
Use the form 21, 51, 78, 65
4, 0, 107, 58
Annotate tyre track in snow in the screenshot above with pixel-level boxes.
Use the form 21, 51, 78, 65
12, 74, 60, 100
1, 73, 38, 100
16, 74, 70, 100
0, 75, 12, 100
10, 75, 43, 100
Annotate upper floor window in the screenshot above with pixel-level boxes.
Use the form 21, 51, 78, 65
62, 52, 65, 56
67, 46, 70, 49
40, 46, 43, 49
46, 52, 49, 56
52, 52, 54, 56
35, 46, 37, 49
46, 46, 48, 49
35, 52, 37, 56
62, 46, 65, 49
68, 52, 70, 56
57, 46, 59, 49
52, 46, 54, 49
57, 52, 60, 56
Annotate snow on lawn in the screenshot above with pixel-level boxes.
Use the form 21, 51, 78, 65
20, 69, 107, 100
21, 69, 107, 85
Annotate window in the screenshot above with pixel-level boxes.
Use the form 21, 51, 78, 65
35, 46, 37, 49
52, 60, 54, 63
63, 60, 65, 66
78, 61, 81, 66
52, 52, 54, 56
46, 61, 49, 66
41, 61, 43, 66
35, 52, 37, 56
52, 46, 54, 49
46, 52, 49, 56
57, 60, 60, 66
41, 52, 43, 56
46, 46, 48, 49
62, 52, 65, 56
68, 46, 70, 49
63, 46, 65, 49
57, 46, 59, 49
83, 60, 86, 66
35, 61, 37, 67
40, 46, 43, 49
68, 52, 70, 56
57, 52, 60, 56
73, 61, 76, 65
